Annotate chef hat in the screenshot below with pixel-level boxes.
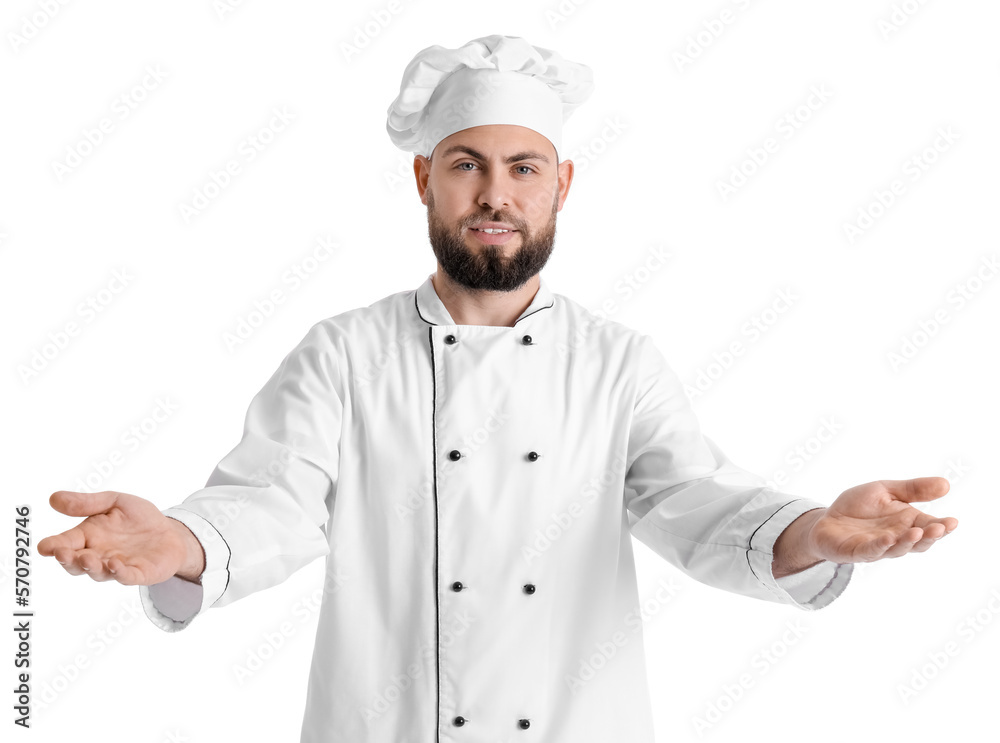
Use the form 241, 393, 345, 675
385, 34, 594, 161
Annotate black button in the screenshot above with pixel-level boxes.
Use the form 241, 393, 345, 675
527, 451, 539, 461
523, 583, 536, 594
453, 715, 466, 726
521, 334, 533, 345
445, 334, 457, 344
452, 581, 464, 592
518, 718, 531, 729
449, 450, 462, 461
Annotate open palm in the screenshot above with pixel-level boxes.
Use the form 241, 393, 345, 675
809, 477, 958, 563
38, 491, 188, 586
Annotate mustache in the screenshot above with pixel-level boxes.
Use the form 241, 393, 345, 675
464, 213, 524, 230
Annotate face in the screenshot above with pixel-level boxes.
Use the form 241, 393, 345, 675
414, 124, 574, 292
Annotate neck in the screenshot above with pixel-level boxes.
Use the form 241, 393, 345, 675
431, 269, 540, 327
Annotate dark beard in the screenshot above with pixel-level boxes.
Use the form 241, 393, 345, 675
426, 188, 558, 293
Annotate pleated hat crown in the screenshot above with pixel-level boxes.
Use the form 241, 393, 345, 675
385, 34, 595, 161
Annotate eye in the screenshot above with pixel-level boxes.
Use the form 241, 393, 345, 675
515, 165, 534, 175
456, 162, 477, 171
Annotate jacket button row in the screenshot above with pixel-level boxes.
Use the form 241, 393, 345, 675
441, 334, 534, 346
449, 450, 541, 462
450, 716, 531, 729
449, 581, 535, 593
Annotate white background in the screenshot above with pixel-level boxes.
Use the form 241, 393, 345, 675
2, 1, 997, 741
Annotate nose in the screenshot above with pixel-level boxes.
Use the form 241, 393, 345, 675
477, 169, 511, 211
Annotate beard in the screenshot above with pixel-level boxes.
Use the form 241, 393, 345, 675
426, 187, 558, 293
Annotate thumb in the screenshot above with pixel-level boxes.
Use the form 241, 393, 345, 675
880, 476, 951, 504
48, 491, 121, 518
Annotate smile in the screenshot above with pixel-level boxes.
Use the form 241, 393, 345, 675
468, 227, 518, 245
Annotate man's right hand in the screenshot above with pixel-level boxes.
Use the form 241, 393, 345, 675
38, 491, 206, 586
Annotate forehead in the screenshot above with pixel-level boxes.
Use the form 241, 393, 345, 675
433, 124, 556, 161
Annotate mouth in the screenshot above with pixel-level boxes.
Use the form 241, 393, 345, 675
468, 225, 518, 245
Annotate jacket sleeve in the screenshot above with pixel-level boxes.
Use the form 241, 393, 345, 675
139, 320, 343, 632
624, 334, 851, 610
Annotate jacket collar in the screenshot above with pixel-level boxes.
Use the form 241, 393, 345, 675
414, 272, 555, 327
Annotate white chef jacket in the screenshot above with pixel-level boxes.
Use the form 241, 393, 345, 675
140, 273, 852, 742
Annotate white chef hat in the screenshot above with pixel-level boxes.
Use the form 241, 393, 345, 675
385, 34, 594, 162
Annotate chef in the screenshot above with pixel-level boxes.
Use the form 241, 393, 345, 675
39, 34, 957, 743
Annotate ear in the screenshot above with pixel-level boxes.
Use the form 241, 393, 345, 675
555, 158, 574, 212
414, 155, 431, 204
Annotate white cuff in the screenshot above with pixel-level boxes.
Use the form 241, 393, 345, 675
747, 498, 853, 609
138, 507, 231, 632
775, 560, 853, 609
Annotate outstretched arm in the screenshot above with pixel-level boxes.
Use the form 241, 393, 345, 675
772, 476, 958, 578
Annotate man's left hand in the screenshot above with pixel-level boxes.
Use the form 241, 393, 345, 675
772, 477, 958, 578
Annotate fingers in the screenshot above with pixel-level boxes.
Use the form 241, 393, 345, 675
879, 527, 924, 559
908, 521, 955, 554
876, 524, 955, 559
879, 476, 951, 504
912, 511, 960, 533
50, 546, 120, 583
852, 531, 896, 561
51, 546, 86, 575
38, 525, 86, 556
106, 556, 145, 586
48, 544, 152, 585
48, 490, 121, 518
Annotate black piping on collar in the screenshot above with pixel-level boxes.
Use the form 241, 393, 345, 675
414, 290, 554, 327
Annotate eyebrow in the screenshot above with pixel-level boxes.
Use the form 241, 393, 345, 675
439, 144, 551, 165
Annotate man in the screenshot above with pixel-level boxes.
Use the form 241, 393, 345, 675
39, 35, 957, 742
